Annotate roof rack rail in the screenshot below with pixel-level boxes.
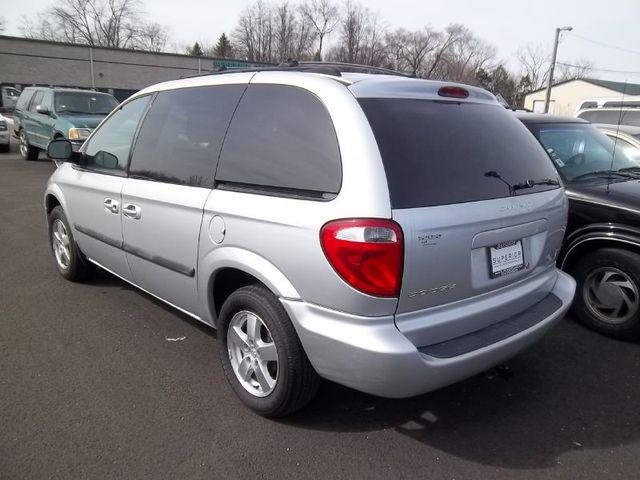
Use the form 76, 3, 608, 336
180, 60, 410, 80
297, 61, 411, 78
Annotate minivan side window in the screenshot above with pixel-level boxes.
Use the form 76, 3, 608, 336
215, 84, 342, 197
129, 85, 246, 187
82, 95, 150, 174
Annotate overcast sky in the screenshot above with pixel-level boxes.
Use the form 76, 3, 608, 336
4, 0, 640, 82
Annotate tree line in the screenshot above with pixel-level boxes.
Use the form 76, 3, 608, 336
17, 0, 593, 107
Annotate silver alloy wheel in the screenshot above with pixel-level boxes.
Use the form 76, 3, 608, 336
19, 131, 28, 157
52, 219, 71, 270
227, 310, 278, 397
584, 266, 639, 325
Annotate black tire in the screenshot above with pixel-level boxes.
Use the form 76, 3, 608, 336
47, 206, 92, 281
0, 143, 9, 153
218, 285, 320, 417
19, 129, 39, 161
571, 248, 640, 341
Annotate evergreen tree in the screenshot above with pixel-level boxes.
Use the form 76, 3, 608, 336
188, 41, 204, 57
214, 33, 233, 58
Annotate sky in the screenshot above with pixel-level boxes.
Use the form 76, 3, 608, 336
3, 0, 640, 82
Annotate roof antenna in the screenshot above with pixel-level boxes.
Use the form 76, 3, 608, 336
607, 80, 627, 194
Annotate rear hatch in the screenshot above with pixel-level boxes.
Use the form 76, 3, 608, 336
358, 94, 566, 344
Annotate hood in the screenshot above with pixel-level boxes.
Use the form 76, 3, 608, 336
567, 178, 640, 214
58, 114, 106, 129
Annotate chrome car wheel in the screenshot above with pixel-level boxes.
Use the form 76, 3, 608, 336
52, 219, 71, 270
584, 267, 639, 325
227, 310, 278, 397
19, 131, 28, 157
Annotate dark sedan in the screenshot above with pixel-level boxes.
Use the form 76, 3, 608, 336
518, 112, 640, 341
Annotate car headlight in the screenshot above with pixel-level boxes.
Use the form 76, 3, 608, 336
68, 128, 92, 140
0, 121, 6, 131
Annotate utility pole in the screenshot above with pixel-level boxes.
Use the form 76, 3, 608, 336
89, 46, 96, 89
544, 26, 572, 113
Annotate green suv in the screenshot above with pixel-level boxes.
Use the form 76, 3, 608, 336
13, 87, 119, 160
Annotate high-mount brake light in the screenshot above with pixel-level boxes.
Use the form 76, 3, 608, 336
438, 86, 469, 99
320, 219, 404, 297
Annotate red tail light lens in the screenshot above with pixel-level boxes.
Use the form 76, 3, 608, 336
438, 86, 469, 98
320, 219, 404, 297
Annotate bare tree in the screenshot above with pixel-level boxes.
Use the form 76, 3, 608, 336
300, 0, 338, 61
136, 22, 169, 52
556, 58, 594, 82
422, 23, 466, 78
0, 16, 6, 33
429, 25, 495, 83
20, 0, 170, 51
328, 1, 386, 66
233, 0, 275, 62
274, 2, 315, 61
515, 43, 549, 91
385, 27, 441, 76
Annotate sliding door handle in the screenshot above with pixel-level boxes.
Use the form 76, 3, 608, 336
122, 203, 142, 219
103, 198, 119, 214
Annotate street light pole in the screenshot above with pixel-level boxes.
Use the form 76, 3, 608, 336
544, 25, 573, 113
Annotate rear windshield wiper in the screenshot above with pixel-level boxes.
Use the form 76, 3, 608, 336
571, 170, 638, 181
513, 178, 560, 191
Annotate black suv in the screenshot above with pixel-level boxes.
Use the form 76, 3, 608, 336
519, 112, 640, 340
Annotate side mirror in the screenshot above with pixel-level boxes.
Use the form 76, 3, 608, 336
36, 105, 50, 115
94, 151, 119, 169
47, 139, 73, 161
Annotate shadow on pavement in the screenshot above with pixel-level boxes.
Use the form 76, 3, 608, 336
87, 257, 640, 470
286, 320, 640, 469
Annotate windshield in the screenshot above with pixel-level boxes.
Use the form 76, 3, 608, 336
526, 123, 640, 182
54, 92, 119, 115
359, 98, 560, 208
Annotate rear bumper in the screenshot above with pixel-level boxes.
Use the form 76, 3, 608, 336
282, 270, 575, 398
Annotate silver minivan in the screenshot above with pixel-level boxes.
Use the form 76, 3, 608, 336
45, 67, 576, 417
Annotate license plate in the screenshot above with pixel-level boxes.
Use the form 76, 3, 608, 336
489, 240, 525, 278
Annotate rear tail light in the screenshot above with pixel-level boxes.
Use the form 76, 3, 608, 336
320, 219, 404, 297
438, 86, 469, 99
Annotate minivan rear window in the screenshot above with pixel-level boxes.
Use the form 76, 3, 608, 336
359, 98, 560, 208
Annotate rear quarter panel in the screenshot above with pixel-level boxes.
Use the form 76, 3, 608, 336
197, 72, 398, 323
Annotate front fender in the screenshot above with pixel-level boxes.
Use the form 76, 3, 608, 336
198, 246, 301, 326
43, 181, 70, 221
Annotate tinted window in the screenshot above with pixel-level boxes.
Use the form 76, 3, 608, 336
359, 98, 560, 208
55, 92, 118, 115
83, 96, 150, 173
216, 85, 341, 195
16, 89, 34, 111
129, 85, 245, 187
578, 110, 640, 127
527, 123, 638, 181
29, 91, 44, 112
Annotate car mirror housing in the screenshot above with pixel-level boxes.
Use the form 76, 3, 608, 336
36, 104, 50, 115
47, 139, 79, 163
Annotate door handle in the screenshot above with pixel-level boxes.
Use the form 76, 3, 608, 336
122, 203, 142, 219
103, 198, 119, 214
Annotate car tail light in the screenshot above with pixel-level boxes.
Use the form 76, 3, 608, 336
438, 86, 469, 99
320, 219, 404, 297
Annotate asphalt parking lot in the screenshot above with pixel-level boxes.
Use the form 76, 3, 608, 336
1, 138, 639, 480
